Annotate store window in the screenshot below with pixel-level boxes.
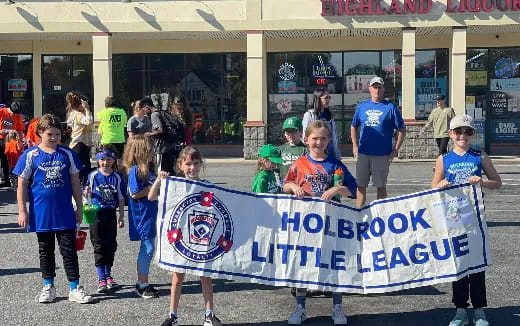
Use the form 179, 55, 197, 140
0, 54, 33, 117
267, 51, 402, 146
488, 48, 520, 145
465, 48, 488, 151
415, 49, 449, 120
42, 55, 93, 120
113, 53, 246, 145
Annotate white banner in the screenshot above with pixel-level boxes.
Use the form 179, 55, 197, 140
156, 178, 490, 294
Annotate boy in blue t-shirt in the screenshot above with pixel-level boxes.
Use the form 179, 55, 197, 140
14, 114, 93, 304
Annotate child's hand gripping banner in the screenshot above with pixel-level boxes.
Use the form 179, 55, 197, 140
156, 177, 490, 294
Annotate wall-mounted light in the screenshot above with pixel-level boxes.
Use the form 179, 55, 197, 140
121, 0, 131, 3
4, 0, 15, 5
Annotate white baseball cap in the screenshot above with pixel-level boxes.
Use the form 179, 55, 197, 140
450, 114, 474, 130
369, 76, 384, 87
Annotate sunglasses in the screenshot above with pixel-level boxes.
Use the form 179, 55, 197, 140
453, 127, 474, 136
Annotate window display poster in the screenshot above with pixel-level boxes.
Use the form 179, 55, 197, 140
487, 91, 520, 118
415, 78, 447, 118
490, 78, 520, 91
490, 120, 520, 142
472, 119, 486, 150
466, 71, 487, 87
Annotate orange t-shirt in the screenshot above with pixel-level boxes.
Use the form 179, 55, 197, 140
0, 108, 24, 140
26, 118, 41, 145
4, 139, 22, 169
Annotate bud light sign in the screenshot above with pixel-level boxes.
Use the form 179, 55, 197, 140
490, 120, 520, 142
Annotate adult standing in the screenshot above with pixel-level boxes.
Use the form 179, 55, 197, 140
351, 76, 406, 208
66, 91, 94, 184
302, 88, 341, 160
148, 99, 186, 175
420, 95, 455, 155
126, 100, 152, 139
171, 96, 193, 146
0, 101, 25, 186
96, 96, 127, 157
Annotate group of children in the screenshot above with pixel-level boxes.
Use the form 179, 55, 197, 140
13, 111, 501, 326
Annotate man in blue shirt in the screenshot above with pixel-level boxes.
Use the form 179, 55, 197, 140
350, 76, 406, 208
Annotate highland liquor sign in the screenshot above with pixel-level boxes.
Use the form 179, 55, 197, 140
320, 0, 520, 16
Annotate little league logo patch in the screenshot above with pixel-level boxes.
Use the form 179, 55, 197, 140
167, 191, 234, 262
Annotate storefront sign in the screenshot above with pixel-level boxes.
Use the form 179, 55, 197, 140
490, 120, 520, 142
7, 79, 27, 92
488, 92, 508, 117
313, 64, 336, 78
278, 81, 297, 94
494, 58, 519, 79
277, 99, 293, 115
466, 71, 487, 87
278, 62, 297, 94
320, 0, 520, 16
416, 78, 446, 104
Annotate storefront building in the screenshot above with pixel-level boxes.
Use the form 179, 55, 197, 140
0, 0, 519, 157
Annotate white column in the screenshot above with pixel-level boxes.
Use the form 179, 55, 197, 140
450, 27, 467, 115
92, 33, 113, 117
32, 40, 43, 117
245, 30, 267, 125
401, 28, 416, 120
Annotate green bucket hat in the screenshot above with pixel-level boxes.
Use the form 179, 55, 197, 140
282, 117, 303, 131
258, 144, 283, 164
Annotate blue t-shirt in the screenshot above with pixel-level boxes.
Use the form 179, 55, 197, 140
443, 149, 482, 184
85, 170, 126, 209
13, 145, 82, 232
127, 165, 158, 241
352, 99, 405, 156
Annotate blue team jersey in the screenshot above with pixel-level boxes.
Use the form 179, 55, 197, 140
13, 145, 82, 232
85, 170, 126, 209
443, 148, 482, 184
352, 99, 405, 156
127, 165, 158, 241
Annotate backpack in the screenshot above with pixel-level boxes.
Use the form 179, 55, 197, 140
155, 110, 185, 144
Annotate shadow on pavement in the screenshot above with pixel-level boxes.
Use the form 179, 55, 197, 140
488, 221, 520, 227
0, 267, 41, 276
222, 306, 520, 325
0, 222, 26, 234
0, 187, 16, 206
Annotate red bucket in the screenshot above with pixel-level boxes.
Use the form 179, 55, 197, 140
75, 230, 88, 251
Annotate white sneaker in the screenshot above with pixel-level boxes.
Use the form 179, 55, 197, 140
332, 304, 348, 325
68, 286, 93, 304
288, 304, 306, 325
37, 284, 56, 303
473, 309, 489, 326
449, 308, 469, 326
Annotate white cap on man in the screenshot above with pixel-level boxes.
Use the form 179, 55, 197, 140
369, 76, 384, 87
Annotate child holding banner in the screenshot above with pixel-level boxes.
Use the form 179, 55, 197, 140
431, 114, 502, 326
148, 146, 223, 326
121, 135, 160, 299
251, 144, 283, 194
283, 120, 357, 325
84, 146, 125, 293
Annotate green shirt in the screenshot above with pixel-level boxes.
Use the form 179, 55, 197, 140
97, 107, 128, 144
251, 170, 280, 194
278, 141, 307, 180
427, 106, 455, 138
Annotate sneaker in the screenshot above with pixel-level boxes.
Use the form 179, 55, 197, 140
204, 313, 223, 326
135, 284, 159, 299
97, 279, 109, 293
161, 315, 179, 326
473, 309, 489, 326
288, 304, 306, 325
449, 308, 469, 326
37, 284, 56, 303
332, 304, 348, 325
203, 313, 222, 326
69, 286, 94, 304
106, 277, 120, 290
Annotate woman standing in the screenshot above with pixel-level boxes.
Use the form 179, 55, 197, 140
302, 88, 341, 160
171, 96, 193, 146
66, 91, 93, 184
